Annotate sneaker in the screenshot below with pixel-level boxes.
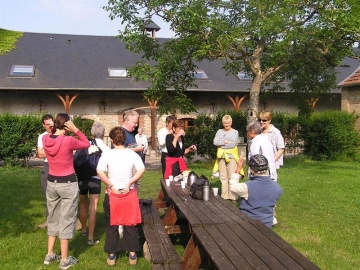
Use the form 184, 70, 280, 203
107, 254, 116, 266
273, 216, 278, 226
59, 256, 78, 270
81, 228, 88, 236
129, 253, 137, 266
38, 221, 48, 230
87, 239, 100, 246
44, 253, 61, 265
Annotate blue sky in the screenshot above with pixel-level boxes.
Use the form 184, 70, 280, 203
0, 0, 174, 37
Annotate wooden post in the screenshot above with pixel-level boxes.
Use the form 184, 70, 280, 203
55, 93, 79, 114
147, 99, 158, 151
226, 94, 247, 112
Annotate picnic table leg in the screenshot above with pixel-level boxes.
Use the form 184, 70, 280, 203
182, 235, 201, 270
155, 189, 167, 208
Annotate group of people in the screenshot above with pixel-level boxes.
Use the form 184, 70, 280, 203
37, 111, 146, 269
36, 109, 285, 269
213, 111, 285, 228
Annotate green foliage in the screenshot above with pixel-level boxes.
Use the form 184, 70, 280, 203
300, 111, 360, 160
104, 0, 360, 120
0, 28, 23, 56
0, 113, 42, 165
72, 116, 94, 138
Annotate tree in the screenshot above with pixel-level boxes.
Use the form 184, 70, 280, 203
0, 29, 23, 56
104, 0, 360, 121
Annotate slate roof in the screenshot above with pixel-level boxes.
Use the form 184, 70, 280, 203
0, 32, 359, 93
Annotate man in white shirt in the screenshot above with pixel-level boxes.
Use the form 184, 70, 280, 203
36, 114, 53, 229
247, 121, 277, 181
157, 115, 176, 177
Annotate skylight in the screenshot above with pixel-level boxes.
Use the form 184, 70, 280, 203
237, 71, 252, 80
108, 67, 128, 78
10, 65, 35, 77
191, 70, 208, 79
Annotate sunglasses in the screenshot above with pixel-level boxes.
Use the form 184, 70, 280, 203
260, 119, 268, 122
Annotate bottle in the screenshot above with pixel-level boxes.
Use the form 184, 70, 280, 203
203, 180, 210, 201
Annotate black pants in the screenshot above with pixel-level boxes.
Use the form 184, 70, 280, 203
103, 194, 140, 254
161, 152, 167, 177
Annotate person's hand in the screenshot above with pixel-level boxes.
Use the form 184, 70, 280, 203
64, 121, 78, 133
190, 145, 197, 151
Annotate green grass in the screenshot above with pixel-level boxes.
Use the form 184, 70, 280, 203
0, 157, 359, 269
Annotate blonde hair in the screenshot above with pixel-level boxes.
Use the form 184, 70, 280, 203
222, 114, 232, 123
259, 111, 272, 121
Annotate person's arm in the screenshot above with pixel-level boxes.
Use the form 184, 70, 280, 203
158, 129, 167, 148
213, 130, 224, 146
223, 130, 239, 149
229, 175, 249, 199
37, 147, 46, 158
64, 121, 90, 149
166, 134, 176, 154
274, 129, 285, 161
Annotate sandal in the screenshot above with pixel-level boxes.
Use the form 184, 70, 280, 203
87, 239, 100, 246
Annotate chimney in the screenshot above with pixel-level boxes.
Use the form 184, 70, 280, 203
144, 20, 161, 39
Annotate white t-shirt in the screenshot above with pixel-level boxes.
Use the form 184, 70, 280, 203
97, 148, 145, 190
37, 131, 49, 162
157, 127, 168, 153
135, 134, 148, 153
249, 134, 277, 181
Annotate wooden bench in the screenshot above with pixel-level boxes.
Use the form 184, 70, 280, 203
139, 199, 182, 270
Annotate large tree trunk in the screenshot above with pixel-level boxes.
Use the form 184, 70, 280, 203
247, 77, 262, 123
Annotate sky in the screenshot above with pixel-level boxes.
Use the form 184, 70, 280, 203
0, 0, 174, 37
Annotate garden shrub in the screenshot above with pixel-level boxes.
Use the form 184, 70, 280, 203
0, 113, 43, 165
299, 111, 360, 160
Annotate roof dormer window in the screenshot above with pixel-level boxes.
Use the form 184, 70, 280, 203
10, 65, 35, 77
108, 67, 128, 78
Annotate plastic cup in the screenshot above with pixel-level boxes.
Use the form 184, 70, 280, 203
181, 181, 186, 189
166, 179, 171, 186
212, 187, 219, 196
169, 175, 174, 181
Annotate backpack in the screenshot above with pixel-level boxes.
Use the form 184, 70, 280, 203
74, 139, 102, 180
190, 175, 209, 200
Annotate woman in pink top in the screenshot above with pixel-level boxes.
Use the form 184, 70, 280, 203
42, 113, 89, 270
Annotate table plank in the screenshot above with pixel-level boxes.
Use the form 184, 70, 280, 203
192, 226, 239, 270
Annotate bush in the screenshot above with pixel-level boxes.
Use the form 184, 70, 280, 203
299, 111, 360, 160
72, 116, 94, 138
0, 113, 43, 165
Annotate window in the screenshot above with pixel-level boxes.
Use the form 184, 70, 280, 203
10, 65, 35, 77
108, 67, 128, 78
191, 70, 208, 79
237, 71, 252, 80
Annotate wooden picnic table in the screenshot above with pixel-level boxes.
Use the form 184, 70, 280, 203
155, 178, 320, 270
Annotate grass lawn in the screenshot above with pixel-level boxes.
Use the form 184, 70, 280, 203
0, 156, 359, 269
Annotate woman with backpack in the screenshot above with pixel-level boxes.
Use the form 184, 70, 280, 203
77, 122, 110, 246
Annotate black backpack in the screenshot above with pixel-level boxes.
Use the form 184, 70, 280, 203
190, 175, 209, 200
74, 140, 102, 180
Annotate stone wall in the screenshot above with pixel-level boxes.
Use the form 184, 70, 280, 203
341, 86, 360, 130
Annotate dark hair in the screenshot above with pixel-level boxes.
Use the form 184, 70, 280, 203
165, 115, 176, 126
51, 113, 71, 134
42, 114, 53, 124
109, 127, 126, 146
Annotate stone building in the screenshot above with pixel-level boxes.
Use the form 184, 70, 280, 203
0, 31, 359, 149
